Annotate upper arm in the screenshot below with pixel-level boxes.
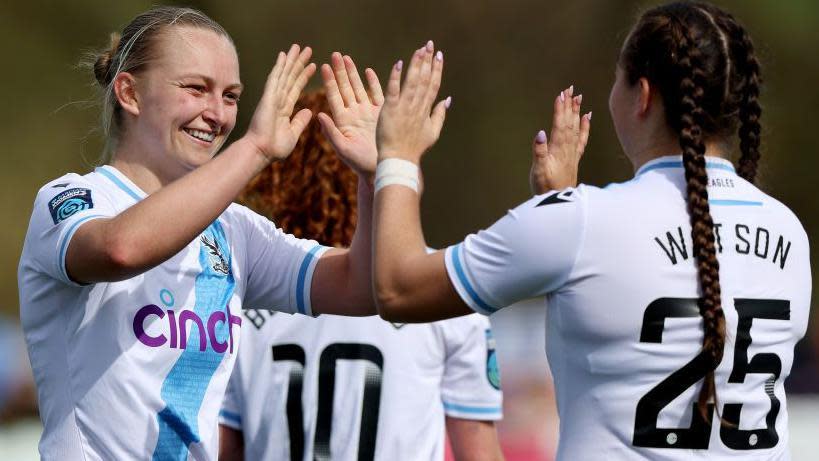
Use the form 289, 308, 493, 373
444, 188, 585, 316
25, 179, 117, 285
446, 417, 504, 461
374, 250, 472, 322
218, 425, 244, 461
240, 208, 330, 316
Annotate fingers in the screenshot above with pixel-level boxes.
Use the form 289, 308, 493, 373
343, 55, 369, 103
571, 94, 582, 132
365, 68, 384, 106
321, 63, 345, 116
316, 111, 345, 147
385, 59, 403, 104
290, 108, 313, 138
330, 52, 356, 107
285, 62, 316, 111
532, 129, 548, 157
413, 41, 435, 108
577, 112, 592, 157
403, 45, 428, 104
422, 50, 444, 114
430, 96, 450, 139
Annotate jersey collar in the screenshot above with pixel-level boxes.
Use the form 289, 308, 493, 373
95, 165, 147, 201
635, 155, 736, 177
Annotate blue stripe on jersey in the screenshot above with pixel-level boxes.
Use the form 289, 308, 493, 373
58, 214, 105, 282
709, 199, 763, 207
219, 410, 242, 427
442, 401, 502, 415
296, 245, 323, 315
452, 244, 497, 314
637, 160, 736, 176
95, 166, 143, 201
152, 220, 235, 461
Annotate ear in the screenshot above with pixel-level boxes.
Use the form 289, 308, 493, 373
113, 72, 140, 116
637, 77, 652, 117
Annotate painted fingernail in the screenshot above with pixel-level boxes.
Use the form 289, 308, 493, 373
435, 51, 443, 62
560, 91, 565, 102
587, 112, 593, 120
426, 40, 434, 52
569, 85, 574, 95
396, 60, 403, 71
536, 130, 547, 144
445, 96, 452, 109
576, 94, 583, 104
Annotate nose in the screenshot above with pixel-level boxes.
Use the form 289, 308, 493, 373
202, 94, 229, 132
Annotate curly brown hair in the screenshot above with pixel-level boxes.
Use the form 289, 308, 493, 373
238, 89, 359, 247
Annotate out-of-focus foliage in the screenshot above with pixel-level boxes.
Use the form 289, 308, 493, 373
3, 1, 817, 367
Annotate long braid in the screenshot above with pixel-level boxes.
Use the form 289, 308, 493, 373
673, 11, 727, 422
710, 8, 763, 183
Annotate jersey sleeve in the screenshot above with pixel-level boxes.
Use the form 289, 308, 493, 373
439, 315, 503, 421
219, 364, 244, 431
444, 187, 587, 316
24, 175, 118, 286
238, 207, 331, 317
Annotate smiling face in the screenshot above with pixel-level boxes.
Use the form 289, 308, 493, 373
128, 26, 241, 178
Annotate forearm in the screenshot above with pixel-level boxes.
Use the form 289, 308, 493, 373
311, 177, 377, 315
446, 418, 505, 461
68, 138, 268, 282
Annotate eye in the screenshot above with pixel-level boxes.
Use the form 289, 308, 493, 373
224, 92, 240, 104
184, 84, 206, 94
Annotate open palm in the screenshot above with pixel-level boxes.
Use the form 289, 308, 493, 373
317, 53, 384, 177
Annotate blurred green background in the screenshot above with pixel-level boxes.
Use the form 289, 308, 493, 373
2, 0, 817, 378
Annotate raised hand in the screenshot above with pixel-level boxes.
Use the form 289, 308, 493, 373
317, 52, 384, 177
244, 44, 316, 162
529, 85, 591, 194
377, 41, 450, 165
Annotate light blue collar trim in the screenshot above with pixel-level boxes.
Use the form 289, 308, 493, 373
95, 165, 146, 201
635, 155, 736, 177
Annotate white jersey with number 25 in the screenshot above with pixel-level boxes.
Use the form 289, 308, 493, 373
445, 156, 810, 460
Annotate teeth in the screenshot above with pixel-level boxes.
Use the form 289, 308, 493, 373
185, 128, 215, 142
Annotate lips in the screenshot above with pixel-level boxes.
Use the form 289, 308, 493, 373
183, 127, 216, 143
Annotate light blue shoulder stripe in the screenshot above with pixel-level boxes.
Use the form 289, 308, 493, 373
451, 244, 497, 314
95, 167, 142, 201
59, 214, 106, 282
442, 401, 503, 415
710, 199, 763, 207
637, 160, 736, 176
219, 410, 242, 427
296, 245, 325, 315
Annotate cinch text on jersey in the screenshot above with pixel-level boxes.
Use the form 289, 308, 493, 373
133, 304, 242, 353
654, 223, 792, 270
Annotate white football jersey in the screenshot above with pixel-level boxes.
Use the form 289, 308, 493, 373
444, 156, 811, 460
18, 165, 328, 461
219, 310, 502, 461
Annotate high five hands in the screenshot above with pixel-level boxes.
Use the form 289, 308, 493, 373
530, 85, 592, 194
376, 41, 450, 165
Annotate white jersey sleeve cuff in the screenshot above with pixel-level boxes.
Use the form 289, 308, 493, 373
57, 214, 108, 286
445, 243, 498, 316
442, 400, 503, 421
294, 244, 331, 317
218, 409, 243, 430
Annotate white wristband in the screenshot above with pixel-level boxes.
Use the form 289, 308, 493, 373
375, 175, 419, 193
375, 158, 420, 194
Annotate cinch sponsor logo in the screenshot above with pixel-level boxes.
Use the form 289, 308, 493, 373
133, 304, 242, 353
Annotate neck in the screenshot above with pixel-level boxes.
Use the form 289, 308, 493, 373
628, 134, 731, 174
109, 137, 183, 195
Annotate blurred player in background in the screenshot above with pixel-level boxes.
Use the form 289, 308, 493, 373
17, 6, 382, 459
372, 2, 810, 460
219, 87, 504, 461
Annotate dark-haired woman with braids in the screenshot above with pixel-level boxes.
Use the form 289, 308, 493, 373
17, 6, 379, 460
372, 2, 810, 459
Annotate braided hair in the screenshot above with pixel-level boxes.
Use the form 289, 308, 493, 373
620, 1, 763, 421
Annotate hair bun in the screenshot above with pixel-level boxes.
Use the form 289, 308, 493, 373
93, 32, 121, 86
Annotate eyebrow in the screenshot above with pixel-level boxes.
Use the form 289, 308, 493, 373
178, 74, 243, 92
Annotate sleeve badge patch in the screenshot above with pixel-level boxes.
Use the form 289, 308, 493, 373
486, 329, 501, 390
48, 188, 93, 224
